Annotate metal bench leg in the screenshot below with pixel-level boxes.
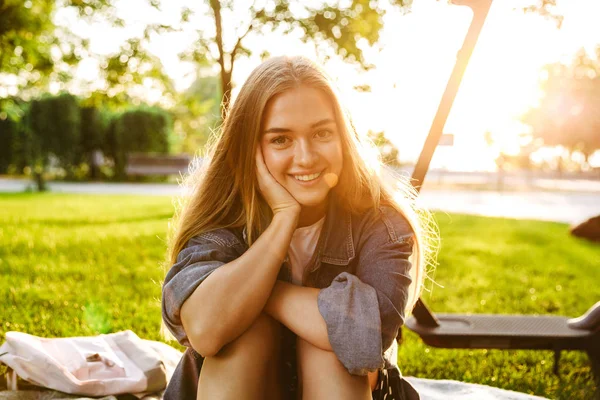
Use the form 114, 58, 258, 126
553, 349, 561, 376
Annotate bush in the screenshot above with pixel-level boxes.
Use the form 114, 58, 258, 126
0, 118, 17, 174
0, 100, 32, 174
106, 106, 172, 179
28, 93, 82, 176
3, 95, 174, 182
80, 106, 108, 179
80, 106, 106, 154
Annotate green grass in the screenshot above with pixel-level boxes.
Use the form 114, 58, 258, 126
1, 193, 599, 398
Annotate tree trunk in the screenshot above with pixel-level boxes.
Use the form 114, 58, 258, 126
221, 69, 232, 114
33, 171, 47, 192
209, 0, 231, 115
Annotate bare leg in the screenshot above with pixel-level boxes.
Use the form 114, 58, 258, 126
368, 370, 379, 392
297, 336, 371, 400
197, 312, 283, 400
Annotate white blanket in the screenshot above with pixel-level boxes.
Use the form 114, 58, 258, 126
406, 378, 548, 400
1, 332, 549, 399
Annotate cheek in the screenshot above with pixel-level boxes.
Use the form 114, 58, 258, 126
261, 145, 288, 178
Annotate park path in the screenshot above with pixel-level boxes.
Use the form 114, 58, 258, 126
0, 177, 598, 224
416, 189, 598, 225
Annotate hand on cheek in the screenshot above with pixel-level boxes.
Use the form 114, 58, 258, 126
255, 147, 301, 216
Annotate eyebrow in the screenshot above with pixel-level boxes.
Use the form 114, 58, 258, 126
263, 118, 336, 134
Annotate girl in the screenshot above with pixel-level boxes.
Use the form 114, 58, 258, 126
162, 56, 435, 399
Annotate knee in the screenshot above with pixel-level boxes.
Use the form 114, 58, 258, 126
297, 336, 338, 368
297, 337, 371, 395
214, 312, 281, 363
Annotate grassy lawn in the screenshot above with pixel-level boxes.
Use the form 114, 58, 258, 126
1, 193, 598, 398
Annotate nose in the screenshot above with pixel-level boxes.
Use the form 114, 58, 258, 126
294, 139, 319, 168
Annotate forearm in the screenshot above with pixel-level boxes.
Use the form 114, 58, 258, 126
265, 280, 333, 351
181, 212, 298, 354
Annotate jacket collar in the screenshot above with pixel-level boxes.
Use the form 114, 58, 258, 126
241, 191, 356, 266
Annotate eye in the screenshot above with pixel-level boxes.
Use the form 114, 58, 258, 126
271, 136, 289, 145
315, 129, 333, 139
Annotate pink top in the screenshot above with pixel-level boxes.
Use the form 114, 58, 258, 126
288, 216, 326, 285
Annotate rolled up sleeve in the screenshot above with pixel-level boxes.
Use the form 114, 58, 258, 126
317, 272, 384, 375
317, 206, 414, 375
162, 233, 243, 347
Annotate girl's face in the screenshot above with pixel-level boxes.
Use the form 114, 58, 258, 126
260, 86, 343, 211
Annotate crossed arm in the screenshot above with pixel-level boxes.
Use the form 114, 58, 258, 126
264, 279, 381, 393
264, 280, 333, 351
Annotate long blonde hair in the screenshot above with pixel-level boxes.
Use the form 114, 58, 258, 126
167, 56, 437, 314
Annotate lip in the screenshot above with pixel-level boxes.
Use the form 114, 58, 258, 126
289, 169, 324, 176
289, 170, 324, 186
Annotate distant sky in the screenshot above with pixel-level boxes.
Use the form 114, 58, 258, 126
56, 0, 600, 170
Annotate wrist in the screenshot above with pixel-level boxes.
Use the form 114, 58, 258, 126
265, 280, 284, 319
272, 208, 300, 227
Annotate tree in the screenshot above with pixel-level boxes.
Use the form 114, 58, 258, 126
166, 0, 412, 112
0, 0, 173, 121
522, 47, 600, 169
521, 0, 564, 28
368, 130, 401, 167
80, 34, 177, 112
165, 0, 566, 114
170, 74, 222, 153
0, 1, 120, 117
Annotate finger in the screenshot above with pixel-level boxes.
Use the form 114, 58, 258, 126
255, 147, 270, 190
255, 146, 272, 181
255, 146, 267, 174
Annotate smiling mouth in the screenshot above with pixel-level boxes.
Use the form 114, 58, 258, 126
291, 171, 323, 182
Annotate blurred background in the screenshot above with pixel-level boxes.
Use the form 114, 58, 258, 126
1, 1, 599, 398
2, 0, 599, 222
1, 0, 599, 185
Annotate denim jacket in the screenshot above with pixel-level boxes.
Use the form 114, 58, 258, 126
162, 192, 415, 397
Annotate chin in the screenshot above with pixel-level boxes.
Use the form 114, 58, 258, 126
295, 194, 328, 208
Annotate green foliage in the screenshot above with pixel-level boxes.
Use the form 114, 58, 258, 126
308, 0, 384, 64
107, 106, 172, 178
0, 0, 172, 119
12, 108, 35, 173
368, 130, 401, 166
0, 0, 116, 106
0, 108, 34, 175
171, 74, 222, 153
0, 0, 55, 76
0, 194, 598, 399
0, 1, 55, 120
173, 0, 412, 110
80, 106, 107, 153
28, 93, 82, 174
522, 47, 600, 167
80, 105, 109, 179
93, 37, 176, 109
0, 118, 18, 173
1, 95, 176, 181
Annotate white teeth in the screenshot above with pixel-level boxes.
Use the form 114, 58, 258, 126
294, 172, 322, 181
